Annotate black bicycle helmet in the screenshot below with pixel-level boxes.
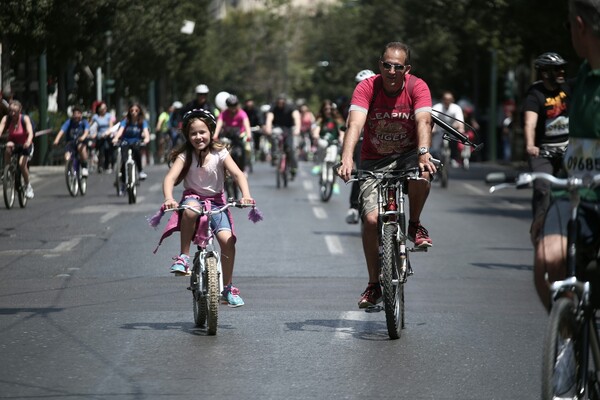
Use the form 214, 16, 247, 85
182, 108, 217, 132
534, 52, 567, 69
225, 94, 239, 107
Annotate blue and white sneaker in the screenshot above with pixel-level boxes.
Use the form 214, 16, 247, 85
170, 254, 190, 275
222, 284, 245, 307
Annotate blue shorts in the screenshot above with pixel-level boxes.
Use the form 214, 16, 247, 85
181, 198, 232, 234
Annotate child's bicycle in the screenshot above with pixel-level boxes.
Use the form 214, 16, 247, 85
489, 172, 600, 399
344, 158, 441, 339
166, 200, 257, 335
2, 144, 29, 209
65, 141, 88, 197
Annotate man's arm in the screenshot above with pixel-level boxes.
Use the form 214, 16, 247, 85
523, 111, 539, 157
415, 111, 436, 174
292, 109, 301, 135
338, 110, 366, 182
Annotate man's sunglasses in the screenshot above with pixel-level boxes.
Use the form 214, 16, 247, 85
381, 61, 407, 72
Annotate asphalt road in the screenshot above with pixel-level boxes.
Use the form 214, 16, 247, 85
0, 158, 545, 400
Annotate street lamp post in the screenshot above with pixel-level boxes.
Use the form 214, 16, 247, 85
105, 31, 113, 107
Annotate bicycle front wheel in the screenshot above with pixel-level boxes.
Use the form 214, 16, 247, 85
205, 255, 220, 335
191, 256, 207, 327
65, 158, 79, 197
3, 164, 15, 209
381, 223, 404, 340
127, 162, 137, 204
319, 163, 333, 202
17, 169, 27, 208
541, 297, 578, 400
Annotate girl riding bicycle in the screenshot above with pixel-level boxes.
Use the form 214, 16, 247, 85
159, 108, 255, 307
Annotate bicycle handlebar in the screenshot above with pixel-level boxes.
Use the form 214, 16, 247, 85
489, 172, 600, 194
336, 157, 441, 183
431, 113, 483, 152
164, 201, 257, 216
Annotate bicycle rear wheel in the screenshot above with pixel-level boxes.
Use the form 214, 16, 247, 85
114, 150, 122, 196
205, 255, 220, 335
79, 169, 87, 196
541, 297, 578, 399
65, 158, 79, 197
191, 255, 207, 327
3, 164, 15, 209
381, 223, 404, 340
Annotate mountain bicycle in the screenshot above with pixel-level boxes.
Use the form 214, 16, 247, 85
114, 141, 142, 204
271, 127, 290, 189
346, 158, 441, 340
166, 200, 257, 335
2, 144, 28, 209
319, 138, 340, 202
65, 141, 87, 197
490, 172, 600, 399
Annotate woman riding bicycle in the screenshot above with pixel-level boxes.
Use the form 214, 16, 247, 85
0, 99, 35, 199
112, 103, 150, 189
213, 94, 252, 174
159, 109, 255, 307
311, 99, 345, 175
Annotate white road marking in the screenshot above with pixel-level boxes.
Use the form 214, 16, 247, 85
463, 182, 486, 195
325, 234, 343, 254
303, 180, 313, 191
313, 207, 327, 219
0, 237, 82, 256
307, 193, 320, 205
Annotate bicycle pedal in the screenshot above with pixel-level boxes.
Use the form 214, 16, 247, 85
365, 305, 383, 313
409, 247, 429, 252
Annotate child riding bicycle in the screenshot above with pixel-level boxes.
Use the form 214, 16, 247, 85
157, 108, 255, 307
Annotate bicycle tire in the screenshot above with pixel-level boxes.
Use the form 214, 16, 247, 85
65, 158, 79, 197
79, 170, 87, 196
17, 168, 27, 208
276, 156, 281, 189
3, 164, 15, 209
127, 162, 137, 204
206, 255, 220, 335
319, 163, 334, 202
191, 255, 207, 327
381, 223, 404, 340
114, 150, 122, 196
541, 297, 579, 400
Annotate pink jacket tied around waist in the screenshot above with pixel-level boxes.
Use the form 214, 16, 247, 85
149, 190, 263, 253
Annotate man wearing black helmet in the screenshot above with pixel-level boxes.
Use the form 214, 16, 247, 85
523, 52, 572, 243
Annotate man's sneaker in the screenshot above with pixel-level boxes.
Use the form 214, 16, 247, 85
408, 221, 433, 248
290, 168, 297, 181
345, 208, 359, 224
25, 183, 34, 199
81, 168, 89, 177
139, 171, 147, 180
170, 254, 190, 275
358, 283, 382, 309
222, 284, 245, 307
311, 165, 321, 175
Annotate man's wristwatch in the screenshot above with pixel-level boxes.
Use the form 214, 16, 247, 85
418, 147, 429, 156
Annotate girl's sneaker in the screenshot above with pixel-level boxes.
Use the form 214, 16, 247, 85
221, 284, 245, 307
170, 254, 190, 275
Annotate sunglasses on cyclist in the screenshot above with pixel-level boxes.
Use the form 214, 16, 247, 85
381, 61, 407, 72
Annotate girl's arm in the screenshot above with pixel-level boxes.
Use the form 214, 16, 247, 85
163, 155, 185, 209
112, 124, 124, 144
23, 115, 34, 148
242, 116, 252, 141
224, 154, 253, 203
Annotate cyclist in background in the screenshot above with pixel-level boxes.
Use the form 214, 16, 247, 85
243, 98, 264, 156
534, 0, 600, 312
214, 94, 252, 173
53, 105, 90, 177
431, 90, 465, 167
182, 84, 217, 116
112, 103, 150, 187
91, 101, 114, 173
160, 109, 254, 307
337, 41, 436, 309
345, 69, 376, 224
299, 103, 316, 162
311, 99, 345, 178
523, 52, 571, 244
0, 99, 35, 199
155, 102, 174, 163
264, 94, 301, 180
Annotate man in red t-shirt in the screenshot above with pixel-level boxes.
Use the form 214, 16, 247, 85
338, 41, 437, 309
